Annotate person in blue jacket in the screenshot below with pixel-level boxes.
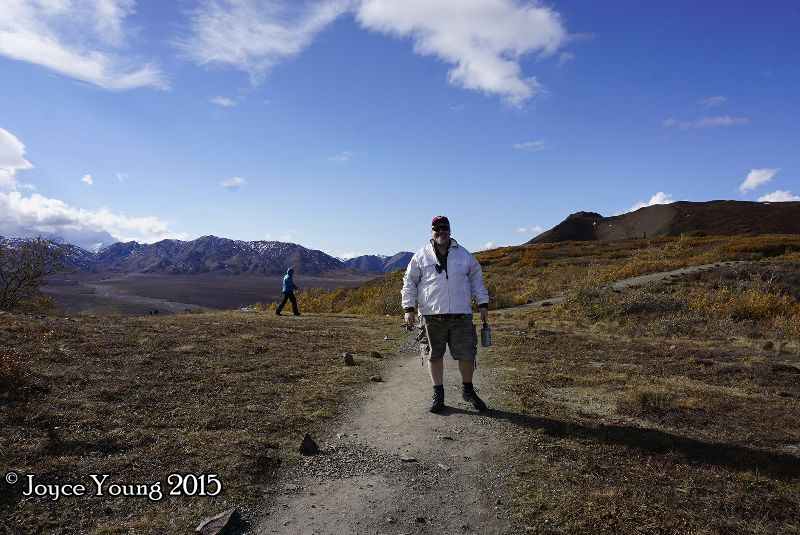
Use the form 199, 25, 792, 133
276, 268, 301, 316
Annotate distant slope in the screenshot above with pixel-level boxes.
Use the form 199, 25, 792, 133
344, 252, 412, 273
530, 200, 800, 244
343, 255, 387, 273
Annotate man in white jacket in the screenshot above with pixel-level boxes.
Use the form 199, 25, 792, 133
401, 215, 490, 413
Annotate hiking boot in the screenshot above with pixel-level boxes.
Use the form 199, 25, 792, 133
429, 387, 444, 413
462, 387, 487, 412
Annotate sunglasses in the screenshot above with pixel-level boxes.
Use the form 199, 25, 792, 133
432, 226, 450, 232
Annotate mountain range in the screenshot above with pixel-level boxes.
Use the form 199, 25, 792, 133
0, 235, 413, 276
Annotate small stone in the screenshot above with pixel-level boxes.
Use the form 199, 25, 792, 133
299, 433, 319, 455
386, 516, 397, 524
437, 463, 450, 471
370, 375, 383, 382
284, 484, 298, 491
370, 351, 382, 358
195, 508, 242, 535
400, 455, 417, 463
415, 516, 427, 524
342, 352, 356, 366
439, 435, 454, 441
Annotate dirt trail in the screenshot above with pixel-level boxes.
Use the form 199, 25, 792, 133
254, 335, 514, 535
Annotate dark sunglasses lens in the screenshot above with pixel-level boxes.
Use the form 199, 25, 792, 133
433, 226, 450, 232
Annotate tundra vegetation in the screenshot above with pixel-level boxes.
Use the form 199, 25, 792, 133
480, 235, 800, 533
2, 233, 799, 533
289, 233, 800, 317
1, 312, 398, 533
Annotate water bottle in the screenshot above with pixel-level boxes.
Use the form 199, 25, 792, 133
480, 322, 492, 347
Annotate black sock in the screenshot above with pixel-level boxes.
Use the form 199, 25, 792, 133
433, 384, 444, 392
462, 382, 474, 391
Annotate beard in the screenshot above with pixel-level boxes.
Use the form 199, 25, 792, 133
434, 236, 450, 246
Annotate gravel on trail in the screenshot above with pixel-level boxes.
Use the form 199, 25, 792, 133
253, 334, 515, 535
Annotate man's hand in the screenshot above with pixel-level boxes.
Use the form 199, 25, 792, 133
404, 311, 416, 328
480, 308, 488, 324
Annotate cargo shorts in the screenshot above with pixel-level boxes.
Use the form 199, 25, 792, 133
419, 314, 478, 361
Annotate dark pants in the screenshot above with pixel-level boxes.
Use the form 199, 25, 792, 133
276, 291, 300, 315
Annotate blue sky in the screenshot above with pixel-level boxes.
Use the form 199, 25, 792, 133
1, 0, 798, 257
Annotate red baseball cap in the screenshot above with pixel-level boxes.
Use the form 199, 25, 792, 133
431, 215, 450, 228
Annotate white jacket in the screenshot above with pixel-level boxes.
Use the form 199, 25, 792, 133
401, 239, 489, 315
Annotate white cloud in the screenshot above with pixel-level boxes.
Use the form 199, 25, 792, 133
179, 0, 351, 84
0, 129, 179, 249
0, 127, 34, 190
740, 168, 779, 193
512, 140, 550, 151
558, 51, 574, 67
81, 174, 94, 186
327, 150, 353, 163
623, 192, 675, 214
220, 176, 246, 189
476, 241, 494, 251
116, 171, 129, 183
757, 190, 800, 202
356, 0, 570, 106
700, 95, 727, 109
210, 96, 236, 106
665, 115, 749, 129
0, 190, 186, 249
0, 0, 167, 91
516, 225, 544, 234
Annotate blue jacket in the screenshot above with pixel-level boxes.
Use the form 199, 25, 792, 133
282, 269, 298, 293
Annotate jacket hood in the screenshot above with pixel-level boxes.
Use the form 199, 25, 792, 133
286, 268, 294, 275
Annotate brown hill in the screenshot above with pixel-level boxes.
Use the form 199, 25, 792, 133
530, 200, 800, 244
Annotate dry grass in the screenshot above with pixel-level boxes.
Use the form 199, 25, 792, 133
558, 257, 800, 342
268, 270, 406, 316
0, 311, 398, 534
483, 302, 800, 533
291, 234, 800, 315
461, 236, 800, 533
